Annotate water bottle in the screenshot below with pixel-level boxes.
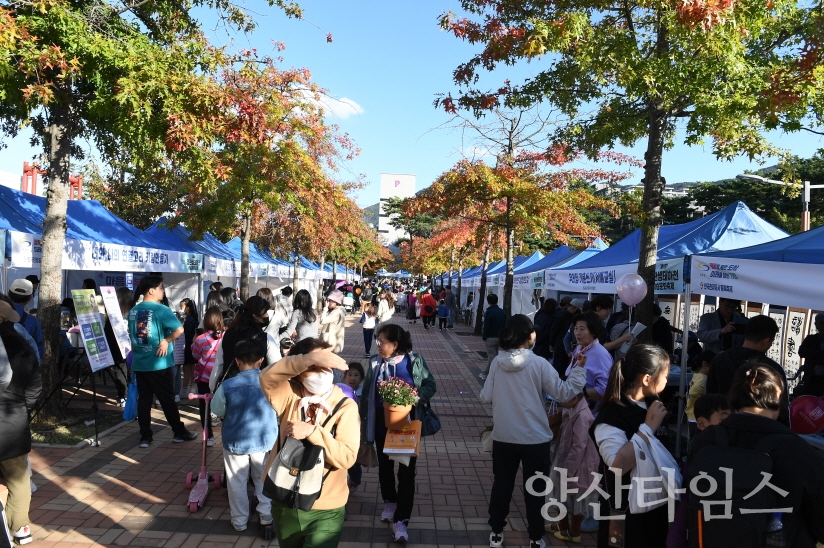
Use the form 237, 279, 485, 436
765, 512, 786, 548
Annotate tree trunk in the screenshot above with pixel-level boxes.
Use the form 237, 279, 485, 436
448, 247, 455, 288
503, 196, 514, 318
456, 255, 464, 310
332, 259, 338, 285
474, 228, 493, 335
39, 100, 72, 419
636, 106, 669, 338
239, 212, 251, 301
317, 252, 326, 313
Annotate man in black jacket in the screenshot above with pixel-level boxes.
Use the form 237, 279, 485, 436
706, 315, 788, 425
0, 301, 41, 545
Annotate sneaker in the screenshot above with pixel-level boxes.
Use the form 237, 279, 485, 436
173, 430, 198, 443
206, 437, 214, 447
553, 530, 581, 543
139, 438, 152, 448
174, 395, 181, 403
233, 523, 247, 532
116, 398, 126, 408
365, 353, 371, 358
580, 516, 599, 533
489, 532, 504, 548
210, 413, 221, 426
380, 501, 397, 522
13, 525, 32, 545
479, 373, 487, 380
392, 521, 409, 543
529, 539, 546, 548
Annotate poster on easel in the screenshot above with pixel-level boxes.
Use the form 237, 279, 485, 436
71, 289, 115, 372
100, 286, 131, 360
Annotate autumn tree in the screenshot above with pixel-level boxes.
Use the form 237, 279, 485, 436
382, 197, 440, 252
0, 1, 240, 416
438, 0, 824, 329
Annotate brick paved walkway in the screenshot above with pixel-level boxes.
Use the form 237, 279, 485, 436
7, 311, 598, 548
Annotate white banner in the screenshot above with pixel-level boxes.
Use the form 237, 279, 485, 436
784, 310, 807, 375
691, 256, 824, 311
654, 260, 684, 294
10, 231, 203, 273
513, 272, 531, 288
100, 286, 131, 359
543, 263, 637, 293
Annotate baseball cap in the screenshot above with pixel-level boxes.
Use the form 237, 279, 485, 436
25, 274, 40, 285
9, 279, 33, 297
559, 296, 572, 306
569, 298, 585, 310
0, 301, 20, 323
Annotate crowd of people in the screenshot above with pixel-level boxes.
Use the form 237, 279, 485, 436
6, 273, 824, 548
478, 294, 824, 548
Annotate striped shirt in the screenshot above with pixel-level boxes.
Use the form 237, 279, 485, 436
192, 331, 222, 383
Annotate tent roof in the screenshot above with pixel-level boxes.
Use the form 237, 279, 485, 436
518, 246, 578, 273
553, 202, 787, 271
698, 222, 824, 263
0, 186, 193, 251
146, 218, 236, 260
512, 251, 545, 273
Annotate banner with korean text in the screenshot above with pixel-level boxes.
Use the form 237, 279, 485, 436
690, 257, 824, 311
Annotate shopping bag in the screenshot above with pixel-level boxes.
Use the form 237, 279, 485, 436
123, 373, 138, 421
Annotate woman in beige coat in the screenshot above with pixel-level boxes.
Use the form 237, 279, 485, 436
259, 338, 358, 548
319, 290, 346, 354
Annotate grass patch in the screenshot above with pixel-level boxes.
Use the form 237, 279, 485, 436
32, 409, 126, 446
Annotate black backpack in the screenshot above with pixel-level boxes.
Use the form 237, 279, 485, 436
685, 426, 786, 548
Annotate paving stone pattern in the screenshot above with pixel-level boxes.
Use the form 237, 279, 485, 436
5, 310, 597, 547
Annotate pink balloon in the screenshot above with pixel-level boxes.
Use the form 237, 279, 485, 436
616, 273, 647, 306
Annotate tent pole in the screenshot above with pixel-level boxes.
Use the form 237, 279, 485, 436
675, 254, 692, 458
197, 273, 203, 319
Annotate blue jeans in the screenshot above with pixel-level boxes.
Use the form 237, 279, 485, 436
448, 309, 455, 328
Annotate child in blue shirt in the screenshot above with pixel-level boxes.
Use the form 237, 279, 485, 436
437, 300, 450, 331
212, 334, 276, 539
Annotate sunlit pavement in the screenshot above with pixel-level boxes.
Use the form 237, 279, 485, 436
7, 311, 597, 547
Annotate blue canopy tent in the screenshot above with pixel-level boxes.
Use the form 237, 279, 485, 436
544, 201, 788, 294
0, 185, 203, 274
690, 223, 824, 311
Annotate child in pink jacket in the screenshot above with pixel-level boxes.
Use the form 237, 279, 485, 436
191, 307, 224, 445
549, 393, 599, 543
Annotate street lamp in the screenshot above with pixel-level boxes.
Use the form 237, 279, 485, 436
736, 173, 824, 232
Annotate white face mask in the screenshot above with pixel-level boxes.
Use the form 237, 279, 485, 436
302, 370, 334, 395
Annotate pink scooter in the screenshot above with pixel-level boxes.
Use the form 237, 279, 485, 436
185, 393, 223, 512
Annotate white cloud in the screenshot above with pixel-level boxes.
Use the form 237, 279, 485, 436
315, 96, 365, 119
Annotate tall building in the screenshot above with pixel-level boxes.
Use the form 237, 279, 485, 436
378, 173, 416, 245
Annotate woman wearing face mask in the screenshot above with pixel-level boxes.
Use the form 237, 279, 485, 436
480, 314, 587, 548
319, 290, 346, 354
259, 338, 358, 548
359, 323, 437, 543
209, 296, 281, 392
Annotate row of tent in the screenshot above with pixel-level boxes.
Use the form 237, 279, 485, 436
447, 200, 824, 313
0, 185, 357, 282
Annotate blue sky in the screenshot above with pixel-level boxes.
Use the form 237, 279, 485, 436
0, 0, 821, 207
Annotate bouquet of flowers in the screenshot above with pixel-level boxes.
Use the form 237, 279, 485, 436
377, 377, 419, 407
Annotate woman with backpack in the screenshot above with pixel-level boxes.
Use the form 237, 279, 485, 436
418, 289, 437, 330
192, 307, 224, 446
687, 362, 824, 547
591, 343, 672, 547
208, 296, 281, 392
359, 323, 437, 543
285, 289, 319, 343
259, 338, 358, 548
